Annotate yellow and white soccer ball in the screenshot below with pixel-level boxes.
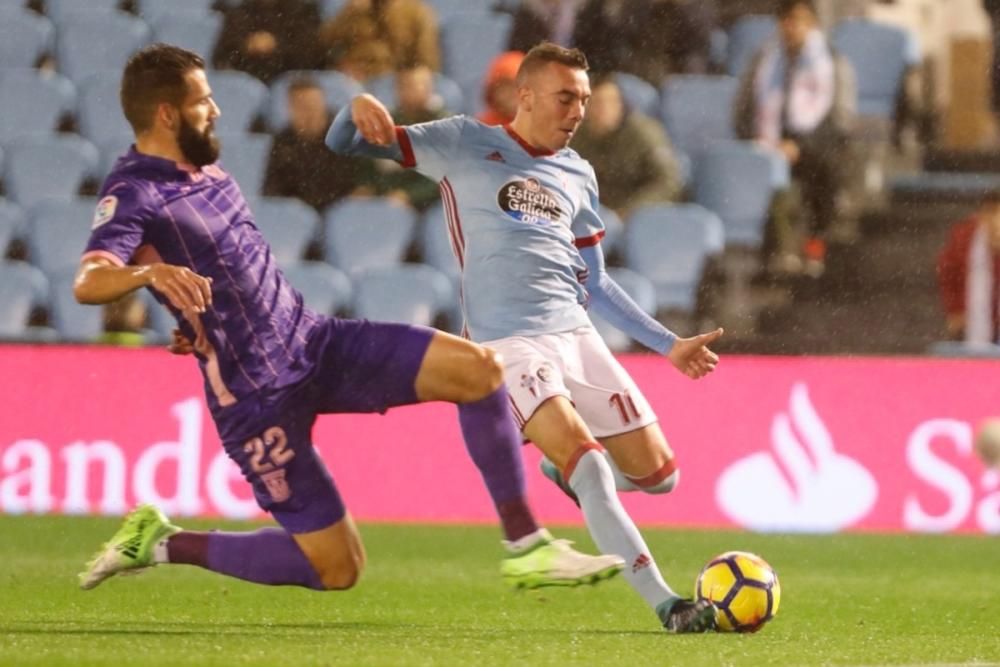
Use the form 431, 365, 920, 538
695, 551, 781, 633
975, 418, 1000, 469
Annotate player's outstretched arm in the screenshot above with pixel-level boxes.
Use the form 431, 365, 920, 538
75, 258, 212, 314
325, 94, 404, 161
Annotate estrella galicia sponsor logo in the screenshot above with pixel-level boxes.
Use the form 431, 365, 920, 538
497, 177, 563, 226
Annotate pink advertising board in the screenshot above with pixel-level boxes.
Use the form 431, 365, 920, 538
0, 345, 998, 533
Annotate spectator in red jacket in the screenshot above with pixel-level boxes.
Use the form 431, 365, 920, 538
937, 192, 1000, 343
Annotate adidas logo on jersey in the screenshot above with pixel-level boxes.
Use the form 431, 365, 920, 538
485, 151, 506, 163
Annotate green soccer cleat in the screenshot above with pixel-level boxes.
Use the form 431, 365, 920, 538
501, 533, 624, 589
539, 457, 580, 507
78, 504, 181, 590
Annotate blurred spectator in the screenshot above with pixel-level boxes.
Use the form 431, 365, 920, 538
733, 0, 854, 276
650, 0, 717, 75
263, 77, 375, 212
98, 293, 147, 347
937, 192, 1000, 344
717, 0, 778, 28
508, 0, 583, 52
372, 65, 446, 211
985, 0, 1000, 116
571, 76, 681, 217
477, 51, 524, 126
212, 0, 325, 84
320, 0, 440, 82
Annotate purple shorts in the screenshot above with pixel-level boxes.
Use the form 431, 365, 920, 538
213, 317, 435, 534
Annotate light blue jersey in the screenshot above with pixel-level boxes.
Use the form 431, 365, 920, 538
327, 106, 676, 353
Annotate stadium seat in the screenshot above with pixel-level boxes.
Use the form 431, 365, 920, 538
0, 8, 53, 69
77, 71, 134, 144
138, 0, 216, 23
216, 133, 271, 196
366, 72, 465, 115
211, 70, 269, 134
56, 11, 151, 85
323, 198, 417, 275
3, 136, 99, 210
588, 267, 657, 352
251, 197, 320, 266
613, 72, 659, 119
624, 203, 724, 312
46, 0, 120, 23
832, 18, 919, 119
150, 10, 223, 60
693, 141, 788, 248
660, 75, 739, 169
319, 0, 348, 18
27, 198, 98, 275
281, 261, 353, 316
353, 264, 454, 327
927, 341, 1000, 358
0, 199, 25, 256
48, 272, 103, 341
268, 70, 363, 131
96, 132, 137, 181
0, 69, 75, 145
440, 12, 513, 109
725, 15, 776, 77
0, 261, 49, 338
426, 0, 494, 20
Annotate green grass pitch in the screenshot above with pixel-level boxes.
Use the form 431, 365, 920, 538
1, 515, 998, 666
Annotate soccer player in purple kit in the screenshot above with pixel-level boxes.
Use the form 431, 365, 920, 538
75, 44, 624, 593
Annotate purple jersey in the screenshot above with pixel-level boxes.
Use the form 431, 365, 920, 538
83, 147, 322, 412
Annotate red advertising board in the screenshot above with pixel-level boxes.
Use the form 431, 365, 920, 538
1, 345, 998, 533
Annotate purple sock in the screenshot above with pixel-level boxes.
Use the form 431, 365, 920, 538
168, 528, 325, 590
457, 385, 540, 541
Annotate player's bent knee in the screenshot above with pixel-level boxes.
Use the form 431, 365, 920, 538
314, 556, 365, 591
463, 346, 505, 400
641, 468, 680, 495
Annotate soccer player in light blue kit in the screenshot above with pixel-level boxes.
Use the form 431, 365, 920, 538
327, 42, 723, 632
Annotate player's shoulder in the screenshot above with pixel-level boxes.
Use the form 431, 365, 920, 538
555, 147, 597, 181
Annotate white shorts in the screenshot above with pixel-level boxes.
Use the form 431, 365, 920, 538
484, 326, 658, 438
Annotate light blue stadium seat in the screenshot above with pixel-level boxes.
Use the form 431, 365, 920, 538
0, 69, 75, 145
77, 71, 133, 144
0, 261, 49, 338
323, 198, 417, 275
49, 272, 103, 341
281, 261, 353, 316
613, 72, 659, 119
27, 197, 97, 275
589, 267, 657, 352
4, 135, 99, 210
96, 131, 136, 180
0, 199, 25, 256
251, 197, 320, 266
319, 0, 348, 18
624, 203, 723, 312
693, 141, 788, 248
150, 10, 222, 60
46, 0, 120, 22
268, 70, 364, 131
832, 18, 919, 119
709, 27, 728, 71
726, 15, 776, 77
440, 12, 513, 109
139, 0, 216, 22
211, 70, 269, 134
216, 133, 271, 196
0, 8, 53, 69
56, 11, 151, 84
427, 0, 494, 20
353, 264, 454, 327
366, 72, 465, 115
927, 341, 1000, 358
661, 75, 738, 170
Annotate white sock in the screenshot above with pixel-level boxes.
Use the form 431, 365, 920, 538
152, 538, 170, 564
567, 448, 675, 611
603, 451, 640, 491
503, 528, 551, 554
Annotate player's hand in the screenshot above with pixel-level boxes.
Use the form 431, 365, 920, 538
667, 327, 723, 380
145, 263, 213, 314
167, 329, 195, 355
351, 94, 396, 146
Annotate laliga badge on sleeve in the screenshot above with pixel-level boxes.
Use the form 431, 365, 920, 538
92, 195, 119, 229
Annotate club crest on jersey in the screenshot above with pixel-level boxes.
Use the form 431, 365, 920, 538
497, 177, 563, 226
91, 195, 118, 229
